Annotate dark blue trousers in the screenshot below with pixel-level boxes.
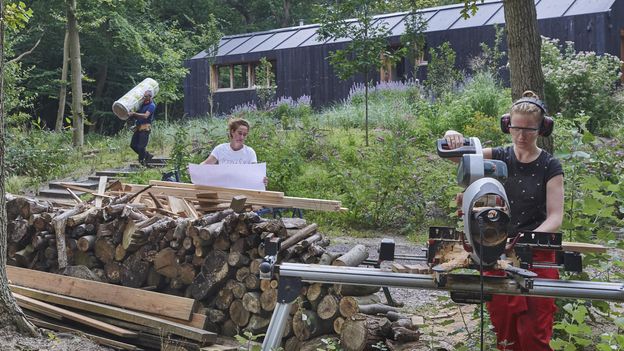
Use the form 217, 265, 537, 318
130, 130, 151, 162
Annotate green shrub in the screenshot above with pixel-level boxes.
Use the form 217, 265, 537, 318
425, 42, 463, 98
430, 72, 510, 139
541, 37, 623, 135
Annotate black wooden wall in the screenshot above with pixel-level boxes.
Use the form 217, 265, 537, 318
184, 1, 624, 117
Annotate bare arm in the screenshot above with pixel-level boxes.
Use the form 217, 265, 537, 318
533, 175, 564, 233
200, 155, 218, 165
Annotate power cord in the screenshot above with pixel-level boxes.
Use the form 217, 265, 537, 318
477, 217, 486, 351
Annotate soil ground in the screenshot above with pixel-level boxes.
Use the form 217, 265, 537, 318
0, 326, 111, 351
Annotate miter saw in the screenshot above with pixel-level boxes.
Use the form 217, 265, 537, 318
429, 137, 582, 299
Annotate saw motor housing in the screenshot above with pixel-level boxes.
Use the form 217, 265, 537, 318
438, 137, 511, 267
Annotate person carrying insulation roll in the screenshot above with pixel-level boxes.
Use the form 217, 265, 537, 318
129, 89, 156, 165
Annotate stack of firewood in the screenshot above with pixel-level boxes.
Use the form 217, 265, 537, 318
6, 193, 419, 351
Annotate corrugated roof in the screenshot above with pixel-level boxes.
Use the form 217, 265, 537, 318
206, 0, 616, 58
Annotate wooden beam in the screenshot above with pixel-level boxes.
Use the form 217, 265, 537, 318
562, 241, 607, 254
10, 285, 215, 344
7, 266, 196, 321
149, 192, 166, 209
156, 313, 210, 330
148, 180, 284, 198
182, 199, 200, 220
167, 196, 187, 214
66, 188, 84, 203
60, 183, 114, 198
95, 176, 108, 208
13, 293, 137, 338
125, 183, 344, 212
28, 318, 142, 350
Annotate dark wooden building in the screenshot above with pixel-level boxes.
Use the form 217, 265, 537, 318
184, 0, 624, 117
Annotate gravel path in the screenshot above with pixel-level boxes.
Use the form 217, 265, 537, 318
326, 234, 483, 349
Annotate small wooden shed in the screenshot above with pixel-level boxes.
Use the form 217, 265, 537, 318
184, 0, 624, 117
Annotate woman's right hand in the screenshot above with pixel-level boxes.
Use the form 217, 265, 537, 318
444, 130, 465, 150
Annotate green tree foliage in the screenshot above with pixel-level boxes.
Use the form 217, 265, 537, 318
316, 0, 402, 81
316, 0, 405, 146
425, 42, 462, 98
13, 0, 223, 133
255, 57, 276, 109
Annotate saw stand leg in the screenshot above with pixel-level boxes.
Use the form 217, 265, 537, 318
381, 282, 403, 307
371, 261, 403, 307
262, 276, 302, 351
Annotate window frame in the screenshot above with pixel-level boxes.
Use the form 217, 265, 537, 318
211, 63, 253, 92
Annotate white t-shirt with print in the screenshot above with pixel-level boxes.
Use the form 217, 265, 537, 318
210, 143, 257, 164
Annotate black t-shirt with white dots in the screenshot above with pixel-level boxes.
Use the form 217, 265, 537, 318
491, 146, 564, 235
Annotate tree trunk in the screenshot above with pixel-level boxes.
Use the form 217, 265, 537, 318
282, 0, 291, 27
55, 27, 69, 131
90, 63, 108, 133
66, 0, 84, 147
503, 0, 553, 153
0, 1, 38, 333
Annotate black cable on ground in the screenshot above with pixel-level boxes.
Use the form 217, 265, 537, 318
478, 217, 485, 351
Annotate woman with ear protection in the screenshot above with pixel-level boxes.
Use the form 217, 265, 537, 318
443, 91, 564, 351
201, 117, 268, 186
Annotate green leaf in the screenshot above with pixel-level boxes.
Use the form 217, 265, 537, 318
549, 339, 566, 349
572, 336, 592, 347
595, 344, 612, 351
581, 131, 595, 143
582, 197, 601, 215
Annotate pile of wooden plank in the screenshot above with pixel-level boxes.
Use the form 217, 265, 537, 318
8, 266, 225, 350
109, 180, 347, 214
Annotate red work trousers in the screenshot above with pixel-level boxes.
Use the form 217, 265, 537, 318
486, 250, 559, 351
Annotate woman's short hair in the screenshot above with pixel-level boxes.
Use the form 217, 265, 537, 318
510, 90, 545, 119
228, 118, 251, 135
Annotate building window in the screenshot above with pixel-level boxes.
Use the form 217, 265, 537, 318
380, 46, 427, 82
380, 49, 408, 82
211, 61, 276, 91
254, 61, 277, 88
217, 66, 231, 89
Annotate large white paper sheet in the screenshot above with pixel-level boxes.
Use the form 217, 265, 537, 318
188, 163, 266, 191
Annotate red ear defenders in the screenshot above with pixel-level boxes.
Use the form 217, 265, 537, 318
500, 97, 554, 137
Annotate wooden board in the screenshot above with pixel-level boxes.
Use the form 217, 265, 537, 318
123, 183, 344, 212
7, 266, 196, 321
10, 285, 216, 344
14, 293, 137, 338
562, 241, 607, 254
95, 176, 108, 208
168, 196, 188, 215
149, 180, 285, 198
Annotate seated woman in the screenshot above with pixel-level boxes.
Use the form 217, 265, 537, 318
201, 118, 268, 186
